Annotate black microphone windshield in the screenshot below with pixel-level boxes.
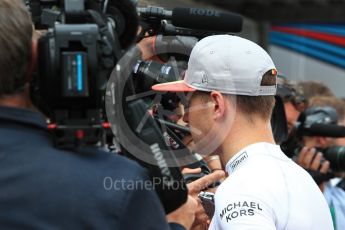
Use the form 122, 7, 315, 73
171, 7, 243, 33
306, 124, 345, 137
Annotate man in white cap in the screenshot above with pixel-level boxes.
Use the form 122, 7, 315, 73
152, 35, 333, 229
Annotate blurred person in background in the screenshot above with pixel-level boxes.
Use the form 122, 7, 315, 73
296, 80, 334, 101
277, 77, 345, 229
301, 96, 345, 161
299, 96, 345, 230
277, 76, 307, 133
277, 77, 332, 188
309, 96, 345, 138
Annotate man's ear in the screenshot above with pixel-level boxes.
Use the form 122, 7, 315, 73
210, 91, 226, 120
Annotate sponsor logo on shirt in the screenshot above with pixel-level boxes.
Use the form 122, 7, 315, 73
229, 152, 248, 171
219, 201, 263, 223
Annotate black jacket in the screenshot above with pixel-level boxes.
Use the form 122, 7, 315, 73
0, 106, 184, 230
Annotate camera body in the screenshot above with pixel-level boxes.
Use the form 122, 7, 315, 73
28, 0, 121, 148
319, 146, 345, 172
281, 106, 345, 173
199, 191, 215, 218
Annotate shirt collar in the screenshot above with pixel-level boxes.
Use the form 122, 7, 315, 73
0, 105, 47, 130
225, 142, 282, 174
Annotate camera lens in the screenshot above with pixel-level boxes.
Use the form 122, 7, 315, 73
132, 60, 182, 93
322, 146, 345, 172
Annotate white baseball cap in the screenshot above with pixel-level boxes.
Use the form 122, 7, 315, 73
152, 35, 277, 96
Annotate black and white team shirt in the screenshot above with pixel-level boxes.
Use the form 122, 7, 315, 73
209, 142, 334, 230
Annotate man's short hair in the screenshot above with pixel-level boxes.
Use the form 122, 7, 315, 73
194, 71, 277, 121
0, 0, 33, 96
195, 70, 276, 122
226, 70, 276, 122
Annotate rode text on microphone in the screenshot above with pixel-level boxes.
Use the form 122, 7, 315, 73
137, 6, 243, 40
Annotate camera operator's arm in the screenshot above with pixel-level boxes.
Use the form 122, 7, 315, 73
296, 147, 330, 191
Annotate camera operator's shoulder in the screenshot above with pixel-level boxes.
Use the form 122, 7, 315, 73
42, 147, 152, 212
55, 146, 148, 180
